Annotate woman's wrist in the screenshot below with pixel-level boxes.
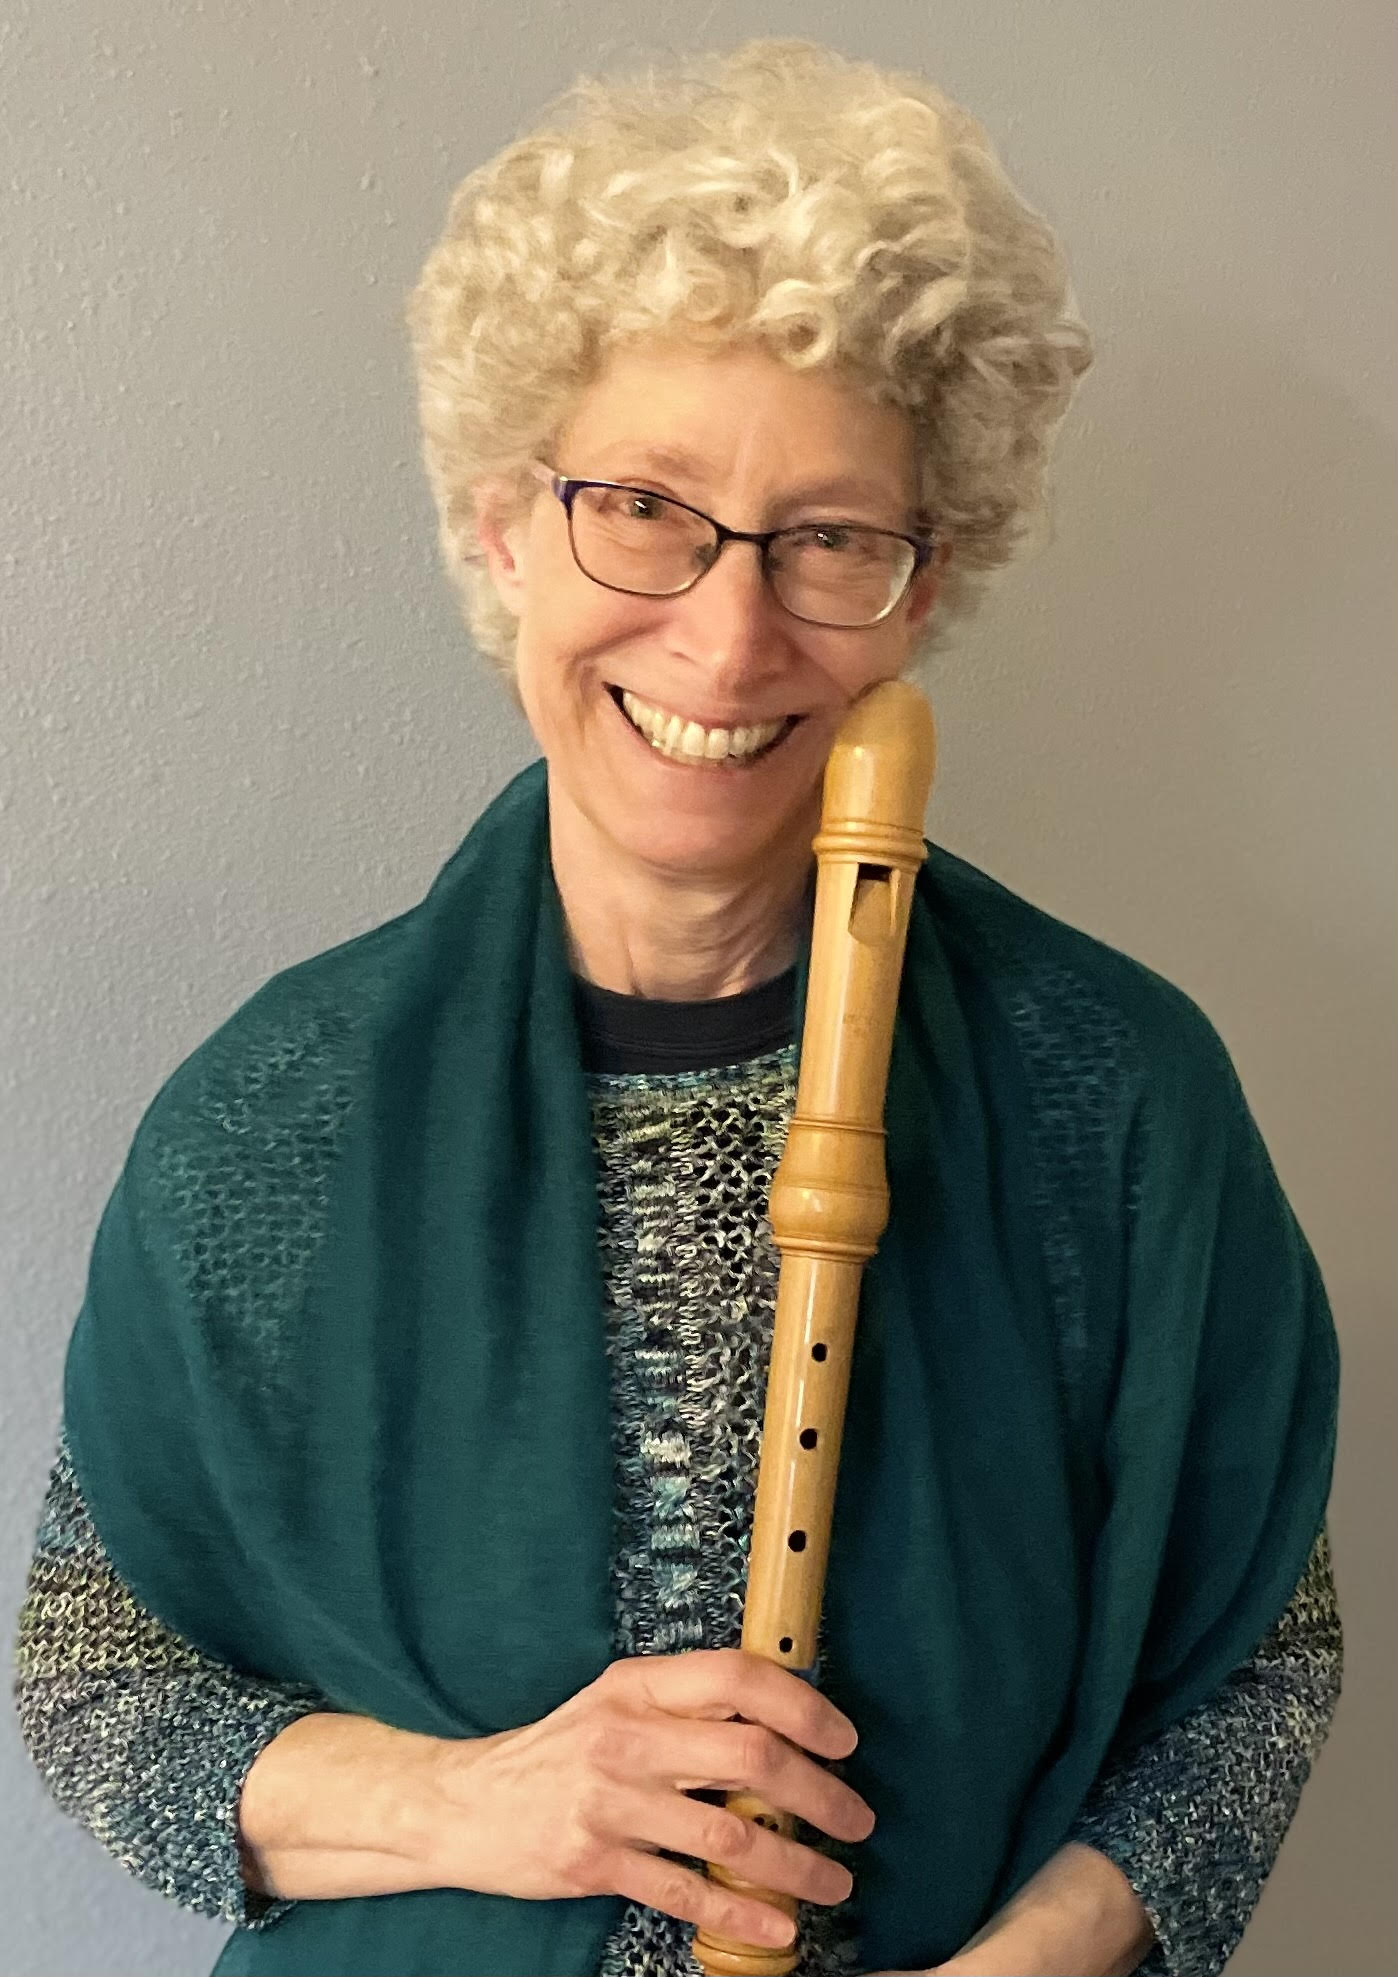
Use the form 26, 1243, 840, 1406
237, 1711, 456, 1901
941, 1842, 1155, 1977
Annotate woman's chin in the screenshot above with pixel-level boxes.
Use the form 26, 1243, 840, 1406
606, 814, 801, 883
604, 746, 821, 877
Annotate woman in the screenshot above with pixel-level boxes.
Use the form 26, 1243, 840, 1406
15, 37, 1340, 1977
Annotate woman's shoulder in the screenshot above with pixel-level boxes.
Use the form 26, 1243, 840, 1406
925, 839, 1241, 1109
124, 903, 421, 1187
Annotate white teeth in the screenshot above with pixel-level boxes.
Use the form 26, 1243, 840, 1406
619, 689, 787, 765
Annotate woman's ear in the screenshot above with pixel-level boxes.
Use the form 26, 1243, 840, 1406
907, 537, 952, 632
472, 479, 530, 615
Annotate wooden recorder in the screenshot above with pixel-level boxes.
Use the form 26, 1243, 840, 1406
691, 678, 938, 1977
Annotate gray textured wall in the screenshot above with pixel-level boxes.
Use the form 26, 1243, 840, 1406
4, 4, 1394, 1973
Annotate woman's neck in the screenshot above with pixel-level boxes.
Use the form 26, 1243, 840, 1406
548, 796, 813, 1002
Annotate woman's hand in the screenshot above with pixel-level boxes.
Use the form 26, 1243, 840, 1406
418, 1647, 877, 1953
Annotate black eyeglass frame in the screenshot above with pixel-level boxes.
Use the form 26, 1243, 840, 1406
530, 462, 939, 629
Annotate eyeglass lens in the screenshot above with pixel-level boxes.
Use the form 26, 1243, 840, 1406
569, 485, 915, 627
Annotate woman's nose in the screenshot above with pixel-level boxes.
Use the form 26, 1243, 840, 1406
669, 537, 789, 685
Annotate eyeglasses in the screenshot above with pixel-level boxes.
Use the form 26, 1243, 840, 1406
531, 462, 937, 629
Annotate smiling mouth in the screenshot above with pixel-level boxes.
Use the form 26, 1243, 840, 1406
606, 684, 802, 767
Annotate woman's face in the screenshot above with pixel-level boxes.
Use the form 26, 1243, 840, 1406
475, 336, 945, 889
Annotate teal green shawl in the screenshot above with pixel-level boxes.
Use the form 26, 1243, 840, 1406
63, 760, 1338, 1976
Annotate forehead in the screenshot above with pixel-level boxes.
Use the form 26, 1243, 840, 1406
594, 442, 902, 511
558, 338, 915, 508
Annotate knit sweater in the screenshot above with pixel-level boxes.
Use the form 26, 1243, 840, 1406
14, 971, 1342, 1977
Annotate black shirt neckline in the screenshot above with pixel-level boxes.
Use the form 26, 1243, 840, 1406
571, 966, 798, 1075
